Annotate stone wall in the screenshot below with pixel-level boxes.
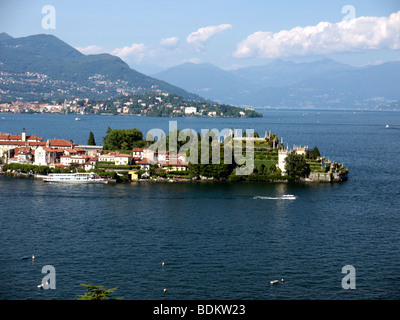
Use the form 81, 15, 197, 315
308, 171, 348, 182
309, 172, 332, 182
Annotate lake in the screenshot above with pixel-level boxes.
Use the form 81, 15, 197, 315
0, 110, 399, 300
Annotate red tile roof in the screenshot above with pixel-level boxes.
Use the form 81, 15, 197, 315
0, 141, 46, 147
13, 146, 32, 155
48, 139, 73, 147
0, 132, 43, 141
138, 158, 151, 165
64, 148, 77, 154
106, 151, 132, 157
161, 161, 188, 167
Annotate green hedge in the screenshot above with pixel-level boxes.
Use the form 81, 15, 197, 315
166, 174, 192, 179
228, 172, 288, 182
96, 163, 139, 170
3, 163, 50, 174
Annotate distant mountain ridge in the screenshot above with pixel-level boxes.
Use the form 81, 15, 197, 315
153, 58, 400, 109
153, 62, 256, 105
0, 33, 202, 101
1, 32, 399, 109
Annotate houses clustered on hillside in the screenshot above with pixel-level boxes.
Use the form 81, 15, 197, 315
0, 130, 188, 174
0, 99, 91, 114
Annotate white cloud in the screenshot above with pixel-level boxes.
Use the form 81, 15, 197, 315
110, 43, 148, 62
160, 36, 179, 48
75, 45, 106, 55
234, 11, 400, 59
187, 24, 232, 46
183, 58, 203, 64
74, 24, 233, 70
75, 43, 151, 65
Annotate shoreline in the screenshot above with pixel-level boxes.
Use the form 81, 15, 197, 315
2, 108, 399, 117
0, 169, 348, 184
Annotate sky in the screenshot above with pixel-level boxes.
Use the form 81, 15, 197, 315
1, 0, 400, 74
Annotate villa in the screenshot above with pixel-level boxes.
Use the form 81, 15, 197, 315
34, 146, 60, 166
161, 160, 188, 172
98, 151, 133, 165
132, 148, 143, 160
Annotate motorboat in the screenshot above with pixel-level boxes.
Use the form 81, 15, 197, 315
281, 194, 297, 200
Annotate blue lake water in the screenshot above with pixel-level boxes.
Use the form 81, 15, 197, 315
0, 110, 400, 300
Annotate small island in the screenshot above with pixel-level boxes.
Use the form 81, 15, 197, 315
0, 128, 348, 183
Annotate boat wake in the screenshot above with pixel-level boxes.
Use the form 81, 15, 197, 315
254, 195, 297, 200
253, 196, 281, 200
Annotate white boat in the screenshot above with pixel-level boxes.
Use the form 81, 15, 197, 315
43, 172, 108, 184
281, 194, 297, 200
75, 117, 81, 121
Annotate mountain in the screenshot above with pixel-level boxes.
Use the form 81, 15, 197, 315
0, 33, 202, 101
153, 58, 400, 109
248, 60, 400, 109
231, 58, 356, 88
153, 62, 256, 104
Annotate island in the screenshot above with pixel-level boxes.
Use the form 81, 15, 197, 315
0, 128, 349, 183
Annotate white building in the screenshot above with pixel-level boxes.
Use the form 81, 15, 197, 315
132, 148, 143, 159
7, 147, 34, 164
114, 153, 133, 165
184, 107, 197, 115
157, 150, 169, 163
34, 146, 58, 166
294, 145, 308, 156
278, 149, 291, 175
98, 151, 133, 165
60, 154, 88, 166
142, 149, 156, 162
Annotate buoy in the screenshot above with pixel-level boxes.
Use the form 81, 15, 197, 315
162, 261, 165, 267
163, 288, 167, 293
281, 279, 284, 283
270, 280, 279, 285
32, 254, 35, 260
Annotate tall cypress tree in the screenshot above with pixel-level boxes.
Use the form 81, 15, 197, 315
88, 131, 96, 145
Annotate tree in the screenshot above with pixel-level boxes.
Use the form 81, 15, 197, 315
103, 128, 144, 150
77, 284, 124, 300
88, 131, 96, 145
187, 139, 235, 179
284, 153, 310, 179
305, 149, 315, 159
313, 146, 321, 158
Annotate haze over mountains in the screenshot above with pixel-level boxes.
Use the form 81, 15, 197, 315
0, 32, 399, 110
153, 59, 400, 109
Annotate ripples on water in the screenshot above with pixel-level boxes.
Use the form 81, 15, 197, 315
1, 110, 400, 300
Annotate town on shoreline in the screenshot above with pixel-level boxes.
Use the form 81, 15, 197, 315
0, 92, 262, 118
0, 128, 349, 183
